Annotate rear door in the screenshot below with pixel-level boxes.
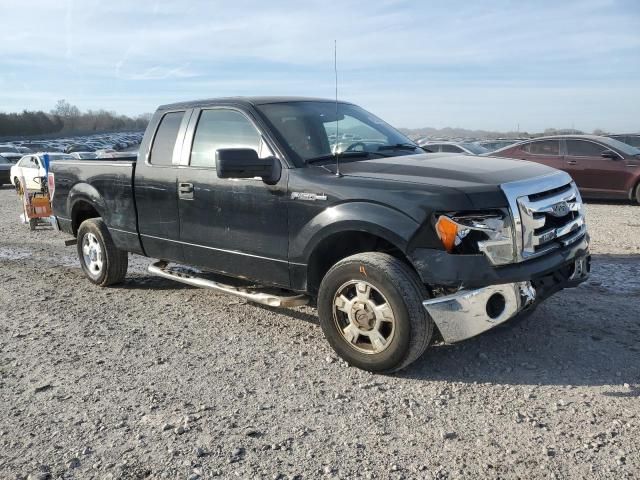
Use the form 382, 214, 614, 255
176, 106, 290, 287
564, 139, 630, 196
518, 140, 564, 171
135, 110, 190, 262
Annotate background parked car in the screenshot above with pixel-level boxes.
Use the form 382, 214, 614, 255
66, 144, 95, 153
0, 157, 12, 185
0, 144, 22, 163
70, 152, 98, 160
10, 153, 74, 190
475, 139, 522, 152
419, 141, 489, 155
492, 135, 640, 202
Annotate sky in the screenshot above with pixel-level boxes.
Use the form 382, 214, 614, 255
0, 0, 639, 132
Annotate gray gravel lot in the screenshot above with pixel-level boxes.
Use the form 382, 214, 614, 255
0, 186, 638, 479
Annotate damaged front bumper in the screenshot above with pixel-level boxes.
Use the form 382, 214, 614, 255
423, 255, 590, 343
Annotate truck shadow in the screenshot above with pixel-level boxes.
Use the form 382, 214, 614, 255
399, 253, 640, 388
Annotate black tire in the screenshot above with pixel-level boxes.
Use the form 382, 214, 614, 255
317, 252, 433, 373
635, 183, 640, 204
76, 218, 128, 286
29, 219, 37, 231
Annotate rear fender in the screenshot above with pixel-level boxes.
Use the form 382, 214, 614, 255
67, 183, 106, 231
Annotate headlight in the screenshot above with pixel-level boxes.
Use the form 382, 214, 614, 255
435, 212, 515, 265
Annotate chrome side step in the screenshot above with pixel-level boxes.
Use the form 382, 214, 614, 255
148, 260, 309, 308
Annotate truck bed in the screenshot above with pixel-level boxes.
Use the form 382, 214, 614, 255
50, 156, 143, 254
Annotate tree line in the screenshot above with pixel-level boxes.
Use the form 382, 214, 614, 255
0, 100, 150, 137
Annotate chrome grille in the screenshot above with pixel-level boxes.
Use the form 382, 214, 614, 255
501, 171, 587, 262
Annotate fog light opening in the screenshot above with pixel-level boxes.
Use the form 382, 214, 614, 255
486, 293, 506, 320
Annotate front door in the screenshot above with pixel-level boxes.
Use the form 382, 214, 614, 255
564, 139, 630, 196
177, 107, 290, 287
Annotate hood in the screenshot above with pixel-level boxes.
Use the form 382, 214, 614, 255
324, 153, 557, 208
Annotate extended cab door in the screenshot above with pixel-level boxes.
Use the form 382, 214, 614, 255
176, 106, 290, 287
135, 109, 191, 262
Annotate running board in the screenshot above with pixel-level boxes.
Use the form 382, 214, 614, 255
148, 260, 309, 308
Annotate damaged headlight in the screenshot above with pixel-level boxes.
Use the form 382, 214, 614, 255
435, 212, 515, 265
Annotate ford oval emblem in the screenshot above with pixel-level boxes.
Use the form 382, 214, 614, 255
550, 201, 570, 217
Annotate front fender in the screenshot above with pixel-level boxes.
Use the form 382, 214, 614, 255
290, 201, 420, 264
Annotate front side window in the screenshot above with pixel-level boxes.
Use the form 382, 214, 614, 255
149, 111, 185, 165
565, 140, 608, 157
257, 101, 419, 166
526, 140, 560, 155
190, 109, 266, 168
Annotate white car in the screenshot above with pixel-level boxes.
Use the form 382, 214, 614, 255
419, 141, 490, 155
10, 153, 74, 190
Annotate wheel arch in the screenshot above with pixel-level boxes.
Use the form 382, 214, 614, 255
295, 203, 421, 294
68, 183, 107, 235
305, 229, 417, 295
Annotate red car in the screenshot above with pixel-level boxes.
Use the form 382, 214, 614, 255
492, 135, 640, 203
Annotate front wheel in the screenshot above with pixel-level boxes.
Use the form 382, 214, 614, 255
76, 218, 128, 286
317, 252, 433, 373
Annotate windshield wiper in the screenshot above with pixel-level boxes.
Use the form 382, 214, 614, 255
306, 151, 380, 164
377, 143, 420, 152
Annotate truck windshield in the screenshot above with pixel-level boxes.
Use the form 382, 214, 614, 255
256, 101, 420, 166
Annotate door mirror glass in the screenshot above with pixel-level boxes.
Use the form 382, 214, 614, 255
216, 149, 280, 183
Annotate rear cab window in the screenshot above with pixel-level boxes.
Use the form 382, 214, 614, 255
149, 111, 185, 165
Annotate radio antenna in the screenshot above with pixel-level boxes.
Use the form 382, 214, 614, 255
334, 39, 342, 177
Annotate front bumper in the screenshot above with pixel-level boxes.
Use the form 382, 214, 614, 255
411, 234, 590, 289
423, 254, 590, 343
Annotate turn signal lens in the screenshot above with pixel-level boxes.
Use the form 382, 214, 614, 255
435, 216, 459, 252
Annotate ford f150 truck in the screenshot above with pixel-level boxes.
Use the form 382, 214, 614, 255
49, 97, 591, 372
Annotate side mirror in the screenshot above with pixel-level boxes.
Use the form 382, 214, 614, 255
216, 149, 281, 183
601, 150, 619, 160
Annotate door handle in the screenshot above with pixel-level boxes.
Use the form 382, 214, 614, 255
566, 160, 577, 165
178, 182, 194, 199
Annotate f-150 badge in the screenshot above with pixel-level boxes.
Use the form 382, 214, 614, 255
291, 192, 327, 201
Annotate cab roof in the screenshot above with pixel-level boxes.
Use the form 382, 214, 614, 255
157, 96, 353, 111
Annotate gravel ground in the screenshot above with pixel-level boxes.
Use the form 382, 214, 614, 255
0, 186, 638, 480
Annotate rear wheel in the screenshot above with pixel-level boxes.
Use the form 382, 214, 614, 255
76, 218, 128, 286
317, 252, 433, 373
635, 183, 640, 204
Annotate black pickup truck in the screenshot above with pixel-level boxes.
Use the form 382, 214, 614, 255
49, 97, 591, 372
